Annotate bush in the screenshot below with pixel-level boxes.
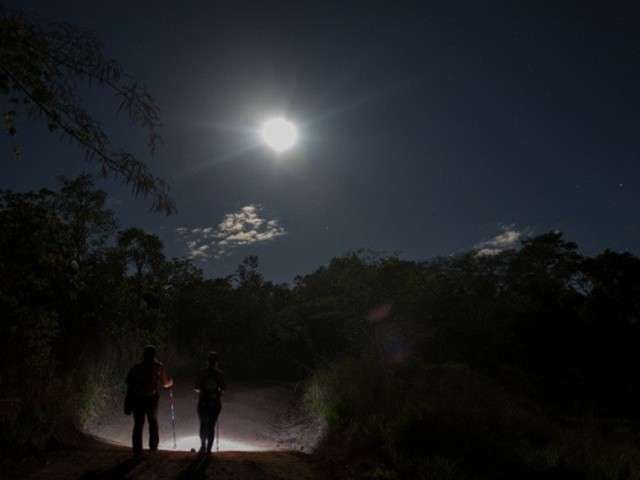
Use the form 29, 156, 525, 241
307, 353, 640, 479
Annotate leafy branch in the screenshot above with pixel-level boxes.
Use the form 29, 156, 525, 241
0, 6, 175, 214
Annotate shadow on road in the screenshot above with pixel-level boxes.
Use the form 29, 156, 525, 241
177, 456, 211, 480
77, 457, 142, 479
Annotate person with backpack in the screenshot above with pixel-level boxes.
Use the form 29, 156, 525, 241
125, 345, 173, 456
194, 351, 226, 455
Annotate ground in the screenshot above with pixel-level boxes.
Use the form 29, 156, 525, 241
17, 384, 330, 480
25, 445, 327, 480
86, 383, 325, 452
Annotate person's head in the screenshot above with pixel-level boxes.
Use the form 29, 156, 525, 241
143, 345, 157, 363
207, 351, 219, 368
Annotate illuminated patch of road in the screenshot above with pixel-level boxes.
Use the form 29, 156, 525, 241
161, 435, 266, 452
87, 384, 324, 453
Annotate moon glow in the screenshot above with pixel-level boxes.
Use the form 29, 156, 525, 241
260, 117, 298, 152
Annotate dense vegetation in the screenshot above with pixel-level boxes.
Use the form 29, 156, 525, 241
2, 177, 640, 479
304, 244, 640, 479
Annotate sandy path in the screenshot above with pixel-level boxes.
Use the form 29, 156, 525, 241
21, 384, 328, 480
86, 383, 324, 453
25, 445, 327, 480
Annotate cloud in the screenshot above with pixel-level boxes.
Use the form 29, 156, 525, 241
190, 245, 209, 259
176, 204, 286, 261
475, 226, 523, 257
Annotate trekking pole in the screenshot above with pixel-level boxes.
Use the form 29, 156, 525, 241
216, 420, 220, 452
169, 388, 177, 449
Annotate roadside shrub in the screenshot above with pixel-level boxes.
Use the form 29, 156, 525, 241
307, 352, 640, 479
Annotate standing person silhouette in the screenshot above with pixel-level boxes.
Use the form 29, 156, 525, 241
194, 351, 226, 456
125, 345, 173, 456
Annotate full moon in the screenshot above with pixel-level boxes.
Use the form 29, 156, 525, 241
260, 117, 298, 152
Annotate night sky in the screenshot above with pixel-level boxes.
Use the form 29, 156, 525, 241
2, 1, 639, 282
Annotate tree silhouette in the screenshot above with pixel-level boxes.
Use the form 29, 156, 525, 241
0, 6, 174, 214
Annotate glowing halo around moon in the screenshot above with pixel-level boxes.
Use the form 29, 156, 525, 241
260, 117, 298, 152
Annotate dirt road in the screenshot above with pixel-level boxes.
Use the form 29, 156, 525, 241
26, 444, 327, 480
18, 383, 330, 479
87, 383, 324, 453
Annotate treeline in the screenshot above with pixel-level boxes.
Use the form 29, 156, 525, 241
300, 235, 640, 478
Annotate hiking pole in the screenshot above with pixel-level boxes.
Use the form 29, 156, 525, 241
216, 419, 220, 452
169, 388, 177, 449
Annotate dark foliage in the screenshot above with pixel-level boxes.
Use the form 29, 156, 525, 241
0, 6, 174, 214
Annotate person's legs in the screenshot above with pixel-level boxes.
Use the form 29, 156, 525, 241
146, 395, 160, 451
197, 403, 207, 452
205, 416, 215, 452
206, 401, 222, 452
132, 402, 145, 455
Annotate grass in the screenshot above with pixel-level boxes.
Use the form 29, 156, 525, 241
1, 345, 135, 451
305, 353, 640, 480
